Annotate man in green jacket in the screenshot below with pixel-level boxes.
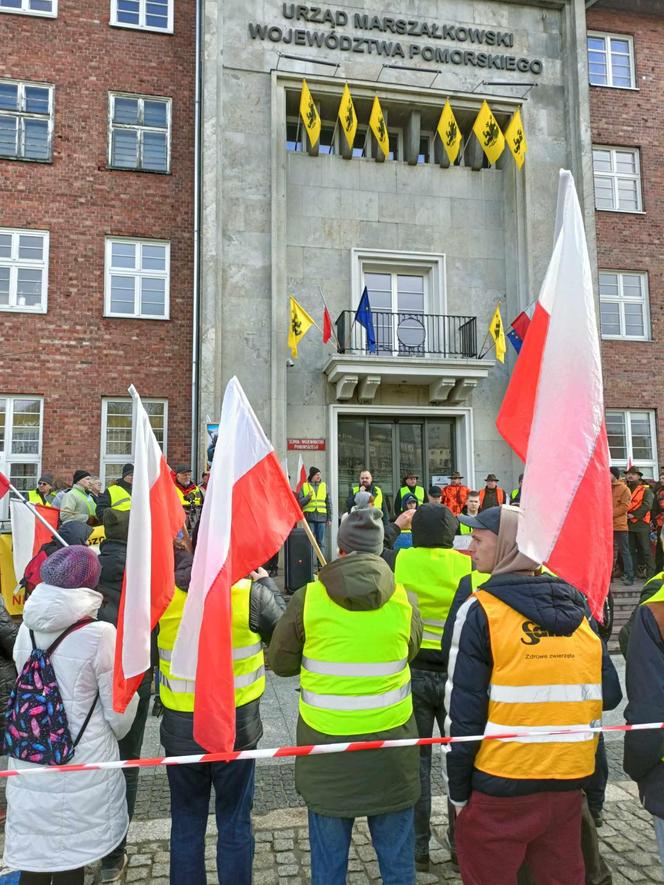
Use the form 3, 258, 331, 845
269, 506, 423, 885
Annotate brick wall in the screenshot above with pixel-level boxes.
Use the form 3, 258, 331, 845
0, 1, 195, 486
587, 6, 664, 468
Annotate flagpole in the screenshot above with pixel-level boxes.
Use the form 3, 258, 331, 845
299, 518, 327, 568
477, 300, 503, 359
9, 485, 69, 547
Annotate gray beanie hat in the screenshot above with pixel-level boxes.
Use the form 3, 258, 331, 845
337, 507, 384, 555
353, 490, 372, 509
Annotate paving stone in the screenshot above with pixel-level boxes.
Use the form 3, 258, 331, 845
126, 870, 150, 882
129, 855, 153, 867
357, 843, 377, 862
276, 850, 298, 864
278, 864, 300, 877
151, 864, 169, 877
274, 838, 295, 851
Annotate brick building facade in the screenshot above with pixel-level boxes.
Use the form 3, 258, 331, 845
587, 0, 664, 477
0, 0, 196, 508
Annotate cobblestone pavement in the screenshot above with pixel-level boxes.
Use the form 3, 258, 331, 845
2, 661, 663, 883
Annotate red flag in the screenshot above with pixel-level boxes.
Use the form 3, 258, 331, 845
113, 387, 185, 712
497, 171, 611, 618
11, 501, 60, 581
0, 472, 9, 500
295, 454, 307, 493
170, 377, 303, 752
323, 306, 332, 344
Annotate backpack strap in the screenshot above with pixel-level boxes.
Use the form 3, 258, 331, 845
73, 692, 99, 748
45, 617, 96, 656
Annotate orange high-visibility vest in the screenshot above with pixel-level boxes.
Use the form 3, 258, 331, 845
628, 484, 651, 525
479, 488, 506, 508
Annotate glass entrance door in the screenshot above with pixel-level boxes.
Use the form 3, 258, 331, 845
337, 416, 455, 518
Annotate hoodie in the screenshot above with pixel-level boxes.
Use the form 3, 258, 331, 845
444, 573, 621, 804
268, 552, 423, 817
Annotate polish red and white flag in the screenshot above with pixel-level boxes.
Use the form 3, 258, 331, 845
113, 386, 185, 712
171, 377, 303, 752
497, 171, 612, 618
10, 500, 60, 582
295, 454, 307, 493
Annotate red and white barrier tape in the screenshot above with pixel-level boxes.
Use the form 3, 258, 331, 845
1, 721, 661, 777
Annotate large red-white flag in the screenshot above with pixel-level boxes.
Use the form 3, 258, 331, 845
113, 386, 185, 712
497, 171, 612, 618
11, 500, 60, 580
171, 377, 302, 752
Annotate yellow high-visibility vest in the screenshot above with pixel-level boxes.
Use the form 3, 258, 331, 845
299, 578, 413, 735
158, 579, 265, 712
302, 482, 327, 516
398, 485, 425, 509
352, 484, 383, 511
474, 590, 602, 780
107, 484, 132, 512
27, 490, 54, 508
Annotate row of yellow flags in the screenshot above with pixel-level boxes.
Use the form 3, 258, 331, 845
300, 80, 527, 169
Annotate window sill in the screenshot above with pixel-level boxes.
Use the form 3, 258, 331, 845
595, 208, 646, 215
109, 21, 173, 35
104, 313, 170, 322
107, 165, 171, 175
601, 336, 651, 343
0, 155, 53, 164
0, 306, 47, 314
589, 84, 639, 92
0, 8, 56, 17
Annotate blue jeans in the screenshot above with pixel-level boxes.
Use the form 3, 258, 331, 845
653, 816, 664, 871
308, 807, 415, 885
166, 758, 255, 885
311, 520, 326, 551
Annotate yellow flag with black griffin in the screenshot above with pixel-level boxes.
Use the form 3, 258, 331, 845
288, 296, 314, 359
369, 96, 389, 157
489, 305, 506, 364
338, 83, 357, 151
437, 100, 462, 164
299, 79, 321, 148
504, 109, 528, 169
472, 100, 505, 166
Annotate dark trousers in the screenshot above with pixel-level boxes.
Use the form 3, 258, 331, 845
411, 668, 454, 858
166, 758, 256, 885
19, 873, 84, 885
630, 528, 655, 577
584, 736, 608, 814
613, 531, 634, 580
456, 790, 585, 885
102, 675, 151, 869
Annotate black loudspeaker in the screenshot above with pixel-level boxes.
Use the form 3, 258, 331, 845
285, 525, 314, 593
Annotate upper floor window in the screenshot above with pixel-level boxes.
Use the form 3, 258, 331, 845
592, 146, 642, 212
105, 238, 170, 319
109, 93, 170, 173
0, 0, 56, 14
599, 271, 649, 341
587, 32, 635, 89
101, 398, 167, 485
606, 410, 657, 478
110, 0, 173, 33
0, 228, 48, 313
0, 396, 43, 519
0, 80, 53, 162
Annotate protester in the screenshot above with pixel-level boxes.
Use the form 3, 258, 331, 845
394, 472, 425, 513
510, 474, 524, 505
27, 474, 56, 507
427, 485, 443, 505
624, 581, 664, 871
20, 521, 93, 599
626, 466, 655, 579
94, 508, 149, 881
269, 507, 423, 885
457, 490, 481, 537
442, 472, 469, 516
391, 493, 419, 550
158, 547, 286, 885
298, 467, 331, 553
88, 476, 103, 503
4, 546, 138, 884
479, 473, 506, 509
444, 505, 620, 885
394, 504, 478, 871
611, 466, 634, 585
59, 470, 97, 526
96, 463, 134, 521
171, 464, 202, 511
346, 469, 388, 524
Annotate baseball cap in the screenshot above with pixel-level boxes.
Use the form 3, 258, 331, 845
458, 505, 502, 535
428, 485, 442, 498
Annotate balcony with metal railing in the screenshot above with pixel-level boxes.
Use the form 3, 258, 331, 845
324, 310, 492, 404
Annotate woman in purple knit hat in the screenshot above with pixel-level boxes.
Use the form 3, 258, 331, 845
3, 545, 138, 884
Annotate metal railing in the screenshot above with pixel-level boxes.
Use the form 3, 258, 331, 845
334, 311, 478, 358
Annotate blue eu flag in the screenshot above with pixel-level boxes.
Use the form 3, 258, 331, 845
355, 287, 377, 354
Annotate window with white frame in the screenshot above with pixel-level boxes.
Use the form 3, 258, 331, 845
606, 410, 658, 477
105, 238, 170, 319
0, 228, 48, 312
592, 146, 642, 212
110, 0, 172, 32
587, 32, 635, 89
0, 0, 56, 16
100, 398, 167, 485
0, 397, 43, 518
109, 94, 171, 172
0, 80, 53, 161
599, 271, 649, 340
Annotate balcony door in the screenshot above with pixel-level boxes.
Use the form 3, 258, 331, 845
363, 270, 427, 355
337, 416, 455, 517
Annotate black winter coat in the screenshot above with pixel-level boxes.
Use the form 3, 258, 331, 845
0, 597, 18, 721
96, 538, 128, 625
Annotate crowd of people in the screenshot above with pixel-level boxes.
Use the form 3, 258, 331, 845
0, 461, 662, 884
